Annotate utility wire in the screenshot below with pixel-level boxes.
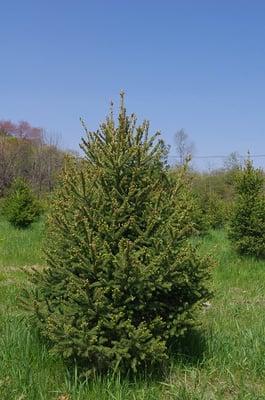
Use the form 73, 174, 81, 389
168, 154, 265, 159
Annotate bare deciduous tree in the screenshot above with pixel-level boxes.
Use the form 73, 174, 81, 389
174, 129, 195, 165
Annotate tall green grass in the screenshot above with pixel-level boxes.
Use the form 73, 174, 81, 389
0, 216, 44, 266
1, 225, 265, 399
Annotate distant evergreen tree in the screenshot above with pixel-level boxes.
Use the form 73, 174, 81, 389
4, 178, 41, 228
229, 158, 265, 257
28, 94, 212, 376
169, 168, 208, 236
201, 192, 229, 229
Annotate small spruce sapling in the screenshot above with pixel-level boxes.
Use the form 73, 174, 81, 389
4, 178, 41, 228
229, 158, 265, 258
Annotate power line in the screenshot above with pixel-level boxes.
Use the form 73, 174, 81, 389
168, 154, 265, 160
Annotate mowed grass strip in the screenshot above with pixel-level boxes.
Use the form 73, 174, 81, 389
0, 222, 265, 399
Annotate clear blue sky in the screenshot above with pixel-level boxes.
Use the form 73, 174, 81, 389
1, 0, 265, 169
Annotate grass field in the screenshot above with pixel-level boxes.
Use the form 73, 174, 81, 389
1, 217, 265, 399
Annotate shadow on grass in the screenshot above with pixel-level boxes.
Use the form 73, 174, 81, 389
169, 328, 207, 367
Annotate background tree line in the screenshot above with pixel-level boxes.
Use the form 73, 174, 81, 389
0, 120, 68, 197
173, 129, 264, 230
0, 119, 264, 234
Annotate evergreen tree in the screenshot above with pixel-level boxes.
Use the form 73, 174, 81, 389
4, 178, 41, 228
169, 168, 208, 236
229, 158, 265, 257
28, 95, 212, 376
201, 192, 229, 229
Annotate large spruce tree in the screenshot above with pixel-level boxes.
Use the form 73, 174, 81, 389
229, 158, 265, 258
29, 95, 212, 376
